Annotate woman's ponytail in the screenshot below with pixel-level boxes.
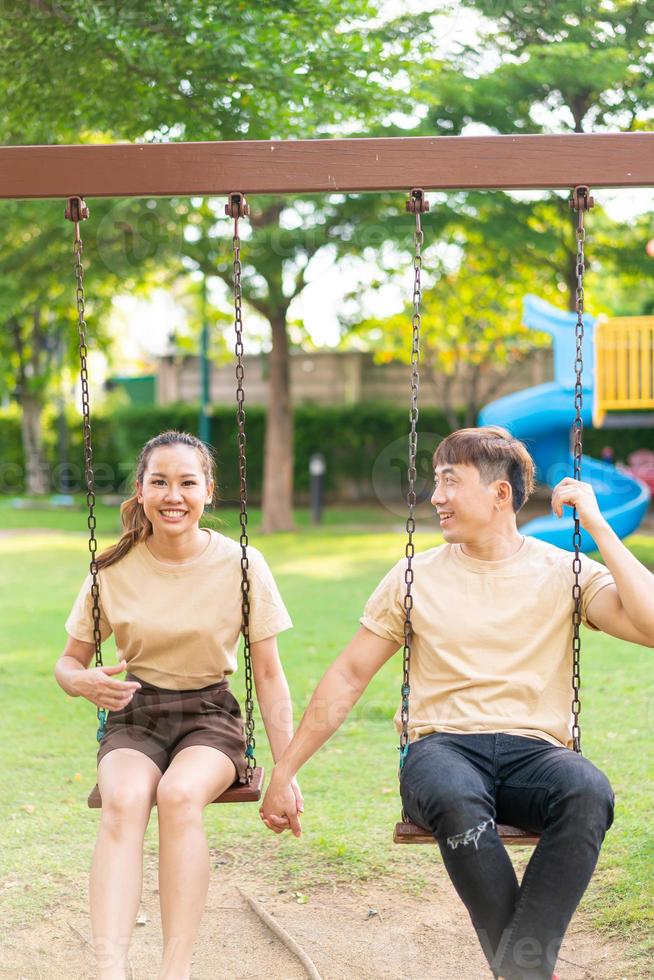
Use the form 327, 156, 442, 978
95, 494, 152, 571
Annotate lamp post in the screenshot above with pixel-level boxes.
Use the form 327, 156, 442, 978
309, 453, 326, 524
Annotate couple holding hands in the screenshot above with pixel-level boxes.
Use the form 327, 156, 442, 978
57, 425, 654, 980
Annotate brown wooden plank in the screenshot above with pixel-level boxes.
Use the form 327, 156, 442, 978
87, 766, 264, 808
393, 820, 540, 846
1, 133, 653, 201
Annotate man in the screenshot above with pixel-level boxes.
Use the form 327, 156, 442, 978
260, 426, 654, 980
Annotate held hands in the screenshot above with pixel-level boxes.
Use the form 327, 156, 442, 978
551, 478, 607, 535
76, 659, 141, 711
259, 773, 304, 838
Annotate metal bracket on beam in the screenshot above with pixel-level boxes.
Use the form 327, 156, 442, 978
406, 188, 430, 214
225, 192, 250, 219
569, 185, 594, 211
64, 196, 90, 222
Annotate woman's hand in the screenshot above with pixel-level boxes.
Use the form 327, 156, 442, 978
74, 659, 141, 710
551, 478, 607, 536
259, 770, 303, 837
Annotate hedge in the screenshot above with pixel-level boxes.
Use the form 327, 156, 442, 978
2, 402, 654, 500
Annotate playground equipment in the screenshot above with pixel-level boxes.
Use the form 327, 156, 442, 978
479, 295, 652, 552
594, 315, 654, 426
395, 189, 594, 847
4, 133, 652, 842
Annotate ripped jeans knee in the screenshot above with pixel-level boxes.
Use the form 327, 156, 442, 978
446, 817, 496, 850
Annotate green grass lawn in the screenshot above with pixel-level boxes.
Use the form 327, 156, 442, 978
0, 502, 652, 971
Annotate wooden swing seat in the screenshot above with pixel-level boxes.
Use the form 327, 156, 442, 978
87, 765, 265, 808
394, 819, 540, 846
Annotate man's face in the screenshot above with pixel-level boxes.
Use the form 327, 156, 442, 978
430, 462, 501, 541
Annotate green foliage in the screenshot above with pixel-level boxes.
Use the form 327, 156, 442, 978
2, 0, 654, 515
345, 250, 558, 426
0, 402, 456, 497
0, 1, 442, 513
400, 0, 654, 329
429, 0, 654, 133
3, 401, 654, 498
0, 404, 24, 492
0, 196, 182, 403
0, 1, 429, 144
583, 425, 654, 465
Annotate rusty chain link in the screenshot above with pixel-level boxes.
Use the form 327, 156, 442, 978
225, 192, 256, 781
568, 184, 594, 755
399, 189, 429, 770
65, 196, 107, 743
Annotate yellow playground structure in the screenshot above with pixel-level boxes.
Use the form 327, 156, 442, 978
594, 315, 654, 427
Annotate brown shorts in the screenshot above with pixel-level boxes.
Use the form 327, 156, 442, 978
97, 672, 248, 782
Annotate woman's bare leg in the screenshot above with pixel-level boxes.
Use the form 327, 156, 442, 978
155, 746, 236, 980
91, 748, 162, 980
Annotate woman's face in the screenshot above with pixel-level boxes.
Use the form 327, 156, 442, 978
137, 444, 214, 535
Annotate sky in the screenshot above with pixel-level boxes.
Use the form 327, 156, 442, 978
102, 1, 654, 380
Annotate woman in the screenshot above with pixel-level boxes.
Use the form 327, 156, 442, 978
55, 430, 301, 980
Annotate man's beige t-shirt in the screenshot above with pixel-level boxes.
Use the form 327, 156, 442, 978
360, 535, 614, 749
65, 529, 292, 689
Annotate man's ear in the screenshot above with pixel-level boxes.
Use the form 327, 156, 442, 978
495, 479, 513, 508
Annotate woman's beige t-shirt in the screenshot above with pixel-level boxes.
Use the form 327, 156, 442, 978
360, 535, 614, 749
65, 529, 292, 690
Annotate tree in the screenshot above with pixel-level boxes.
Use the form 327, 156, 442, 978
175, 192, 451, 530
345, 249, 556, 428
0, 196, 182, 492
0, 1, 432, 144
408, 0, 654, 310
3, 1, 653, 518
0, 0, 436, 527
422, 1, 654, 136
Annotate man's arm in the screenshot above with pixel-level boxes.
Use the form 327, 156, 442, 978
583, 522, 654, 646
260, 626, 400, 836
552, 477, 654, 646
251, 635, 305, 815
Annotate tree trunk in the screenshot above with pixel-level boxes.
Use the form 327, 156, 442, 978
20, 393, 50, 495
465, 364, 481, 427
261, 312, 295, 533
432, 368, 460, 432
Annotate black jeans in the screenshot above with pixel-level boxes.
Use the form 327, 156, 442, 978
399, 732, 615, 980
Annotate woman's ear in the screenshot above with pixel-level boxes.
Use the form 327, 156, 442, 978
136, 482, 143, 505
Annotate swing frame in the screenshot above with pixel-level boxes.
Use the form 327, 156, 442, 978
6, 132, 652, 822
0, 132, 653, 199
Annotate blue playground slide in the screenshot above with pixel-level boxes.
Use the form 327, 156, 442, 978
478, 295, 651, 552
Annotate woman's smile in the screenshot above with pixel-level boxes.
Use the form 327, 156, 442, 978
158, 509, 189, 524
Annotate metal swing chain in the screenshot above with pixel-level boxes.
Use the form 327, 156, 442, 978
569, 185, 594, 756
399, 189, 429, 770
225, 191, 256, 782
65, 196, 106, 743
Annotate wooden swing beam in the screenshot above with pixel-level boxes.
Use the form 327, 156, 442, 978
0, 132, 653, 199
